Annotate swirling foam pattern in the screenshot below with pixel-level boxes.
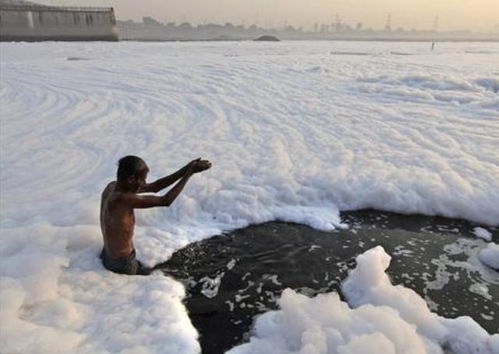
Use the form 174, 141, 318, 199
0, 41, 498, 353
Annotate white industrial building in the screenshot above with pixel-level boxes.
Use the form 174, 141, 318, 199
0, 0, 118, 41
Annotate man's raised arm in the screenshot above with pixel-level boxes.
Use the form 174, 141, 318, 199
124, 170, 194, 209
138, 159, 200, 194
126, 159, 211, 209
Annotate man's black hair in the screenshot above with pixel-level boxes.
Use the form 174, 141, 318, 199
117, 155, 149, 181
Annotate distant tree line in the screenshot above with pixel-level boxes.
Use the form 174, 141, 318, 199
117, 16, 496, 42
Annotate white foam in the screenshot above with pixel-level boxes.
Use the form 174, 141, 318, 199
200, 273, 225, 299
423, 238, 499, 302
228, 247, 499, 354
473, 227, 493, 242
479, 243, 499, 270
0, 224, 200, 354
1, 41, 498, 352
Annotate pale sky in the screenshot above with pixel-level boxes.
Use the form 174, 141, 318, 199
38, 0, 499, 31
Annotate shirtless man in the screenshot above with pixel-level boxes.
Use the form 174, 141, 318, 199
100, 155, 211, 275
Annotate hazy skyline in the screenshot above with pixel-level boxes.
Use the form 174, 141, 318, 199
38, 0, 499, 31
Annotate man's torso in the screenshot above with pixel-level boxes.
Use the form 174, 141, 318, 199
100, 182, 135, 259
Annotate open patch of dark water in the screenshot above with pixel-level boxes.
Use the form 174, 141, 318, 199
157, 210, 499, 354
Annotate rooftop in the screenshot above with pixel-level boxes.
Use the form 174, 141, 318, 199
0, 0, 113, 12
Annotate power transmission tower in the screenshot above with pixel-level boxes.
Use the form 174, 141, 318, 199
433, 15, 439, 32
385, 13, 392, 31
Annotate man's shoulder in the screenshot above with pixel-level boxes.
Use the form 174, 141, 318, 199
101, 181, 117, 199
103, 181, 116, 192
101, 183, 134, 209
105, 181, 137, 201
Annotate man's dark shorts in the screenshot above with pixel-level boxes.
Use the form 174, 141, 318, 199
100, 249, 152, 275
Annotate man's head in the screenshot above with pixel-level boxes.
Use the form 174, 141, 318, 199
117, 155, 149, 191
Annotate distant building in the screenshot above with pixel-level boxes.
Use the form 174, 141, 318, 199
0, 0, 118, 41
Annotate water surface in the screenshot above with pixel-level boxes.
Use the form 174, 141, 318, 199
159, 210, 498, 354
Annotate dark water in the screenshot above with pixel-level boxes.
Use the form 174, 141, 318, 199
158, 210, 499, 354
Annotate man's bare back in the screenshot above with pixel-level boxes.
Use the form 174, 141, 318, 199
99, 155, 211, 275
100, 181, 136, 259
